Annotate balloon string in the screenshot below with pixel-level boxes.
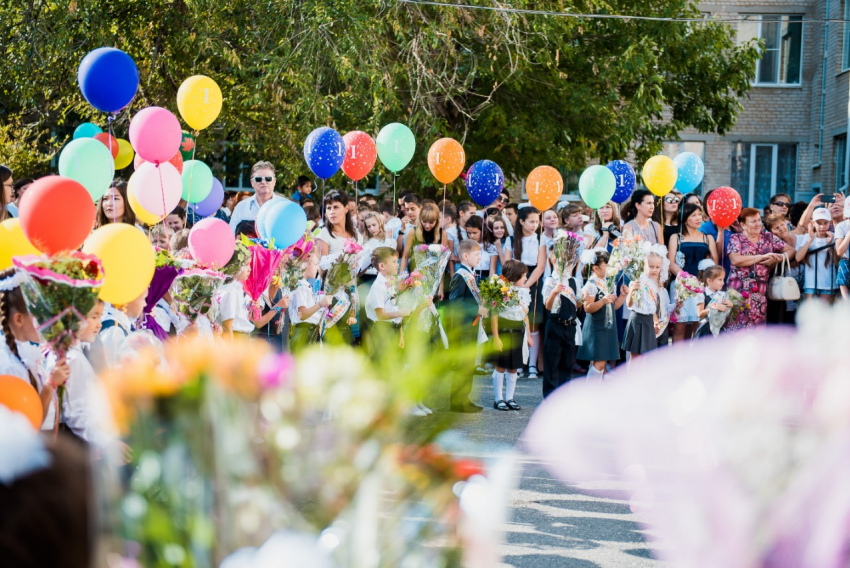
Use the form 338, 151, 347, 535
392, 173, 397, 217
321, 178, 326, 226
108, 114, 117, 224
188, 130, 198, 224
158, 165, 170, 246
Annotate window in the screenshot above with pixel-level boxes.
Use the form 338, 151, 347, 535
844, 1, 850, 70
835, 135, 847, 191
740, 15, 804, 85
663, 141, 706, 194
730, 143, 798, 209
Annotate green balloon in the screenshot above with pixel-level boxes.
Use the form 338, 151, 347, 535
579, 165, 617, 210
58, 138, 115, 201
181, 160, 213, 203
376, 123, 416, 173
180, 131, 196, 162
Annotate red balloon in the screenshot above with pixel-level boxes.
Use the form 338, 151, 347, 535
134, 151, 184, 174
19, 176, 97, 254
341, 131, 377, 182
94, 132, 119, 159
706, 186, 743, 228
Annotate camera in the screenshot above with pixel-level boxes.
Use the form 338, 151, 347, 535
605, 225, 622, 239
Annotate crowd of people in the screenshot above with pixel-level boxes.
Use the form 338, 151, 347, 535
2, 159, 848, 437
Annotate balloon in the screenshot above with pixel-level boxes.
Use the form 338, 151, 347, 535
93, 132, 119, 159
526, 166, 563, 211
176, 75, 223, 131
673, 152, 705, 194
642, 155, 678, 197
128, 188, 165, 226
18, 176, 96, 255
304, 127, 345, 179
58, 138, 115, 201
606, 160, 636, 204
188, 178, 224, 217
255, 200, 273, 241
129, 162, 182, 217
114, 138, 135, 170
706, 187, 743, 229
77, 47, 139, 113
0, 219, 40, 270
179, 131, 196, 162
376, 123, 416, 172
341, 131, 377, 181
579, 165, 617, 210
181, 160, 213, 203
263, 200, 308, 250
73, 122, 102, 139
188, 218, 235, 268
465, 160, 504, 207
135, 151, 183, 174
129, 106, 183, 165
427, 138, 465, 185
83, 224, 155, 305
0, 375, 43, 430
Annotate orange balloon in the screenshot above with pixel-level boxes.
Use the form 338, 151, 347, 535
0, 375, 43, 430
94, 132, 119, 159
427, 138, 465, 185
526, 166, 563, 211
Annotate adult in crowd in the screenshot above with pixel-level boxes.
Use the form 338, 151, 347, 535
765, 213, 803, 324
622, 189, 662, 245
220, 191, 238, 220
96, 179, 137, 228
726, 208, 794, 332
317, 189, 361, 256
229, 161, 284, 230
1, 165, 13, 220
166, 206, 186, 232
12, 178, 33, 215
653, 190, 682, 247
290, 175, 313, 205
764, 193, 793, 227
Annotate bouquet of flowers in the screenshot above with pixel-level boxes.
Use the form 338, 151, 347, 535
411, 244, 452, 346
237, 237, 283, 320
551, 230, 582, 283
171, 267, 226, 329
479, 274, 521, 314
13, 252, 104, 420
726, 288, 750, 323
273, 224, 321, 296
606, 232, 649, 293
671, 271, 704, 323
319, 239, 362, 330
392, 270, 424, 311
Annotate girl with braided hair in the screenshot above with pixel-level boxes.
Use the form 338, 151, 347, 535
0, 269, 70, 426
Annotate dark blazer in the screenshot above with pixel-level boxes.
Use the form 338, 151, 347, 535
447, 265, 480, 332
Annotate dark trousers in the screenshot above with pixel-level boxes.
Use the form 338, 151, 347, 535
450, 329, 478, 407
291, 323, 318, 354
369, 320, 401, 360
542, 318, 576, 398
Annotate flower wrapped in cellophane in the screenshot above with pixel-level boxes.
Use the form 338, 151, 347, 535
479, 274, 520, 315
237, 236, 283, 321
411, 244, 451, 347
605, 232, 649, 293
171, 267, 225, 335
274, 223, 321, 297
551, 230, 582, 283
319, 239, 362, 331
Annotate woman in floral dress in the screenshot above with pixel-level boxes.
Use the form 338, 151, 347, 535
726, 208, 794, 331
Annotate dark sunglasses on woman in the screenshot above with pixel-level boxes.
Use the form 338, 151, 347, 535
664, 196, 681, 204
772, 201, 789, 208
253, 176, 274, 183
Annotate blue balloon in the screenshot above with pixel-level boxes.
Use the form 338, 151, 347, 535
673, 152, 705, 194
73, 122, 103, 139
189, 178, 225, 217
303, 127, 345, 179
606, 160, 636, 204
77, 48, 139, 113
264, 200, 308, 250
465, 160, 504, 207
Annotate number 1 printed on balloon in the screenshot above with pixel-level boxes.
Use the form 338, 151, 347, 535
350, 145, 357, 160
338, 142, 344, 157
435, 153, 440, 165
618, 175, 625, 187
204, 88, 209, 104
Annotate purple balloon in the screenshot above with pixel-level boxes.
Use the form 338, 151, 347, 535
189, 177, 224, 217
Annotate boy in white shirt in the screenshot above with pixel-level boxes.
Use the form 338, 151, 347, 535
365, 247, 410, 359
289, 255, 332, 353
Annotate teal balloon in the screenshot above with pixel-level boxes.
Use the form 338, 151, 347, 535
58, 138, 115, 201
579, 165, 617, 210
181, 160, 213, 203
73, 122, 103, 140
376, 123, 415, 173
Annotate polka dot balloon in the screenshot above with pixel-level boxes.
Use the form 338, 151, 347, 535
304, 127, 345, 179
706, 187, 742, 228
341, 131, 377, 182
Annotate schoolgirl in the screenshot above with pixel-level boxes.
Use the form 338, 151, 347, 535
577, 250, 628, 380
401, 202, 446, 273
540, 258, 581, 397
623, 246, 671, 358
360, 211, 396, 284
217, 242, 254, 340
795, 207, 837, 301
490, 260, 531, 411
99, 290, 148, 368
692, 261, 733, 341
464, 215, 498, 282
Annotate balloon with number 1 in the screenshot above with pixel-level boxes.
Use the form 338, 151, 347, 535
606, 160, 636, 204
304, 127, 345, 179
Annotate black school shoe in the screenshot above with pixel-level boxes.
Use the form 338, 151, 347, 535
494, 400, 510, 411
506, 400, 521, 411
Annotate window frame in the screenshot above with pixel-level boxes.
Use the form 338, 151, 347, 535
844, 0, 850, 71
741, 143, 799, 208
835, 134, 848, 192
742, 14, 805, 87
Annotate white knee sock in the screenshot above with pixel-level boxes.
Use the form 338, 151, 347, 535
587, 364, 604, 382
528, 331, 540, 368
505, 372, 518, 400
492, 371, 504, 401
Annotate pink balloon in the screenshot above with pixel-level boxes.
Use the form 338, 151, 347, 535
129, 106, 182, 164
130, 162, 182, 217
188, 218, 235, 269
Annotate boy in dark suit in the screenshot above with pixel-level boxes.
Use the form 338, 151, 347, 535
447, 239, 486, 413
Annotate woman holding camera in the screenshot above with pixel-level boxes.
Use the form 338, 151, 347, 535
583, 201, 623, 252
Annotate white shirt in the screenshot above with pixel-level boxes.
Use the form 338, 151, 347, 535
795, 234, 837, 291
0, 339, 36, 384
289, 281, 322, 325
216, 280, 256, 333
630, 274, 662, 315
835, 220, 850, 260
318, 226, 362, 256
446, 226, 466, 257
229, 194, 285, 231
505, 234, 541, 266
477, 243, 496, 272
153, 298, 179, 334
365, 273, 402, 324
48, 345, 97, 441
385, 217, 403, 241
360, 237, 397, 274
99, 304, 134, 370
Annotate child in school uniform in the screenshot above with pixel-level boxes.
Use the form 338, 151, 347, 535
447, 239, 487, 413
216, 244, 254, 340
578, 249, 628, 381
98, 290, 148, 369
490, 260, 532, 411
623, 246, 670, 358
289, 254, 332, 353
541, 259, 581, 398
692, 261, 733, 341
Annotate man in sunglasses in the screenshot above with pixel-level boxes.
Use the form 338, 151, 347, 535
229, 161, 286, 231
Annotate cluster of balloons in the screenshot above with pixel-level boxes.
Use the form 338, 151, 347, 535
641, 152, 705, 197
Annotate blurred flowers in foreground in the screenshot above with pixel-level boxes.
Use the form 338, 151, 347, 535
527, 302, 850, 568
100, 331, 516, 567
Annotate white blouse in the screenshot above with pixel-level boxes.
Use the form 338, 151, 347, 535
506, 234, 541, 266
289, 281, 322, 326
318, 226, 362, 256
216, 280, 256, 333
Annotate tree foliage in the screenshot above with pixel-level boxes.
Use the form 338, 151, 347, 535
0, 0, 759, 193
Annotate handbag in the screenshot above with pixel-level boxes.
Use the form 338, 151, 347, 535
768, 255, 801, 301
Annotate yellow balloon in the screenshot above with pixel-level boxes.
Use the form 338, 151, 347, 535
177, 75, 223, 131
83, 224, 155, 305
0, 219, 41, 269
115, 138, 135, 170
127, 180, 165, 226
642, 155, 678, 197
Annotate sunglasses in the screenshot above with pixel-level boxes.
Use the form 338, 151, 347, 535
497, 196, 509, 203
253, 176, 274, 183
773, 201, 790, 208
664, 196, 681, 204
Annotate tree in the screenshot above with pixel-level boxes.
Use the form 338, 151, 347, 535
0, 0, 759, 194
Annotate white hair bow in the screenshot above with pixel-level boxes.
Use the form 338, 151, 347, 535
0, 271, 21, 292
698, 259, 716, 271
